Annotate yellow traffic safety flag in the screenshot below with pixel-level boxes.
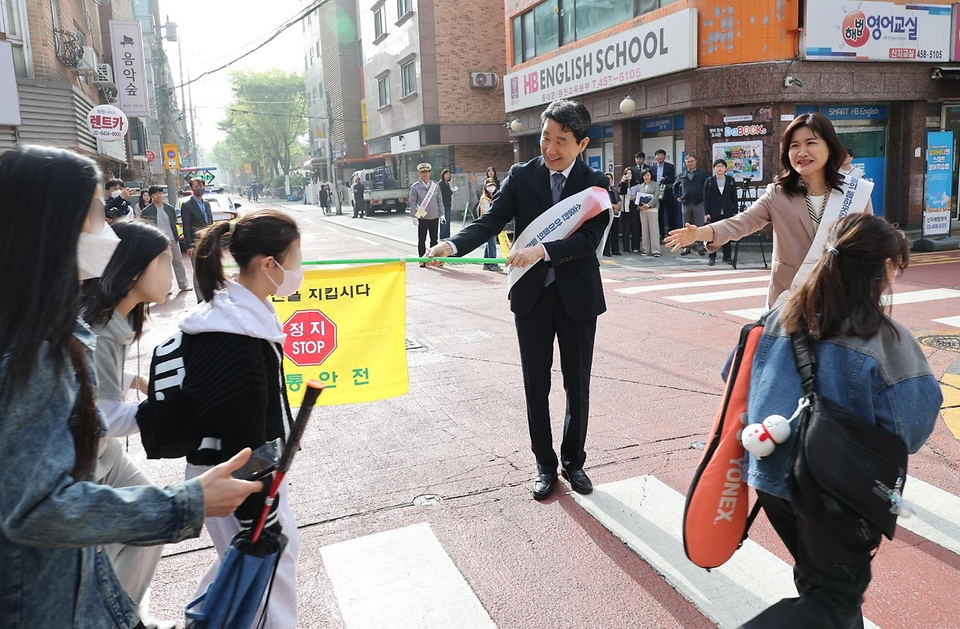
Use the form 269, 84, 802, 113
272, 262, 408, 405
497, 231, 512, 257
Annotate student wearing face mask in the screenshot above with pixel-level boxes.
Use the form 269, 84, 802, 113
175, 209, 303, 628
478, 177, 503, 272
0, 146, 262, 629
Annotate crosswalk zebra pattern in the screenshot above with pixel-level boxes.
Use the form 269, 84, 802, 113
317, 471, 960, 628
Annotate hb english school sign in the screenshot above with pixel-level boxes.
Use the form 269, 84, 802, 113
504, 9, 697, 113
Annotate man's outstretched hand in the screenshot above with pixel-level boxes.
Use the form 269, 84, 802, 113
425, 242, 453, 267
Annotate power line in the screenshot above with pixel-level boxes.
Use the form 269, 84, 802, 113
174, 0, 332, 89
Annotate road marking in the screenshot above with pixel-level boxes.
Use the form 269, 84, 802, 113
601, 278, 623, 283
882, 288, 960, 306
320, 522, 496, 629
939, 374, 960, 441
933, 316, 960, 329
725, 307, 768, 321
572, 476, 879, 628
901, 473, 960, 554
615, 275, 769, 295
661, 269, 768, 279
354, 236, 380, 246
666, 287, 769, 303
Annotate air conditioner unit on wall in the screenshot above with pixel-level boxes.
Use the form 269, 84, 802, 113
75, 46, 98, 75
95, 63, 114, 84
469, 72, 499, 89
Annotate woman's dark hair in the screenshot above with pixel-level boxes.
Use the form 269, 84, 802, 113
80, 220, 170, 340
713, 158, 727, 168
642, 169, 653, 181
195, 209, 300, 302
781, 213, 909, 341
0, 146, 102, 479
540, 99, 591, 142
441, 168, 452, 181
138, 189, 150, 207
776, 112, 846, 196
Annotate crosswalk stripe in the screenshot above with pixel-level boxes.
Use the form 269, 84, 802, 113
601, 278, 623, 283
725, 307, 768, 321
661, 269, 769, 279
320, 522, 496, 629
882, 288, 960, 306
615, 275, 769, 295
666, 287, 769, 303
572, 476, 879, 628
901, 475, 960, 556
932, 315, 960, 328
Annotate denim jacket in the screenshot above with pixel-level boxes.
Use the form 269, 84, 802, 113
0, 320, 205, 628
745, 308, 942, 500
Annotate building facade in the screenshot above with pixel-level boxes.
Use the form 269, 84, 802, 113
503, 0, 960, 228
359, 0, 515, 194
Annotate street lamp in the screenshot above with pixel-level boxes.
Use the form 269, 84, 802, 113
510, 119, 523, 133
619, 95, 637, 115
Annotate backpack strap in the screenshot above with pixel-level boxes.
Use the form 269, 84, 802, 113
740, 500, 763, 546
790, 333, 817, 396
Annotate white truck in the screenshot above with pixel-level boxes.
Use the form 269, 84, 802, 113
349, 166, 409, 214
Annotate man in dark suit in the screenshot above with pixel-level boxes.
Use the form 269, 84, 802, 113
630, 151, 651, 184
651, 149, 677, 235
703, 159, 738, 266
181, 177, 212, 256
426, 100, 610, 500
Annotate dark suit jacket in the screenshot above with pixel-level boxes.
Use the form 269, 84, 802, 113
450, 156, 609, 320
674, 167, 709, 205
181, 196, 210, 248
703, 175, 738, 221
651, 161, 675, 188
140, 202, 179, 240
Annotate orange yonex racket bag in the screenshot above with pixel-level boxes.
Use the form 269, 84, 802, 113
682, 316, 767, 569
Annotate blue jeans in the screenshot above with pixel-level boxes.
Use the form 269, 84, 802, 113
484, 237, 496, 259
440, 204, 451, 239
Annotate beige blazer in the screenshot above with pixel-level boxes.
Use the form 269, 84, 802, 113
707, 183, 874, 307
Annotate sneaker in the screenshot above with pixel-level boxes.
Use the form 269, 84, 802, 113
708, 258, 716, 266
653, 252, 661, 257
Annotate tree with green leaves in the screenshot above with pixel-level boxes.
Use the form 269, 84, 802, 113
216, 69, 307, 179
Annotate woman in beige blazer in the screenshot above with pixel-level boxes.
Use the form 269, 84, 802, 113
666, 113, 872, 308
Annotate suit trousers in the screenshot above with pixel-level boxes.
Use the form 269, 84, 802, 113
514, 283, 596, 473
639, 210, 660, 255
603, 216, 621, 255
621, 208, 641, 252
740, 491, 881, 629
417, 218, 440, 257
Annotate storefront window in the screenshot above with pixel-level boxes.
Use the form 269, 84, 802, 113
512, 17, 523, 65
522, 11, 535, 62
575, 0, 633, 40
559, 0, 575, 45
534, 1, 558, 57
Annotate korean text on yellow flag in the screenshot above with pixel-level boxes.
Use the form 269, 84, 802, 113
271, 262, 408, 405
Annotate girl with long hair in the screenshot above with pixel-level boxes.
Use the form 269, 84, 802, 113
666, 112, 874, 308
741, 213, 941, 628
0, 146, 261, 628
175, 209, 303, 628
137, 188, 151, 217
81, 219, 174, 624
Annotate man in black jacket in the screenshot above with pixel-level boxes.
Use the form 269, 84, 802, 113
674, 154, 709, 256
703, 159, 738, 266
426, 100, 609, 501
181, 178, 211, 256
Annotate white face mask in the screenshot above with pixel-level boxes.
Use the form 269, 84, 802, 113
77, 222, 120, 280
109, 189, 122, 198
486, 186, 497, 193
265, 261, 304, 297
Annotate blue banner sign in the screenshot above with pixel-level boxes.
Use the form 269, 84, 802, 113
924, 130, 954, 236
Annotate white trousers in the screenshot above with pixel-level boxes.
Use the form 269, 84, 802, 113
186, 463, 299, 629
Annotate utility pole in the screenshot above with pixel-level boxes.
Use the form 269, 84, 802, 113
187, 70, 197, 162
156, 21, 181, 199
324, 90, 339, 209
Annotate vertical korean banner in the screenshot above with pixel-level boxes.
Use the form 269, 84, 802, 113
109, 21, 150, 117
272, 262, 408, 405
923, 131, 954, 237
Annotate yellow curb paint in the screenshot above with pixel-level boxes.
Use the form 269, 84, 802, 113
941, 374, 960, 440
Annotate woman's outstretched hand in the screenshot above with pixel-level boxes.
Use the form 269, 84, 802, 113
664, 224, 701, 251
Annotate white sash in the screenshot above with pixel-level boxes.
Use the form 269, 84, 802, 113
507, 186, 613, 292
773, 177, 874, 307
415, 181, 439, 218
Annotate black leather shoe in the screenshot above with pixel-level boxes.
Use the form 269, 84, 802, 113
708, 258, 716, 266
533, 472, 557, 500
561, 468, 593, 494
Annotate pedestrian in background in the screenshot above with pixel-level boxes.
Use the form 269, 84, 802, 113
486, 166, 501, 188
172, 209, 304, 628
105, 177, 133, 222
635, 169, 660, 257
136, 189, 151, 218
619, 167, 640, 253
81, 220, 176, 628
141, 185, 191, 294
409, 163, 444, 267
602, 171, 622, 256
674, 154, 709, 256
631, 151, 651, 184
652, 149, 677, 235
478, 177, 502, 271
703, 159, 737, 266
0, 145, 261, 629
439, 168, 454, 239
319, 183, 330, 215
740, 213, 940, 628
352, 176, 366, 219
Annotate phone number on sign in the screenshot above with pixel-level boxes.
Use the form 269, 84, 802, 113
893, 49, 945, 60
537, 69, 644, 103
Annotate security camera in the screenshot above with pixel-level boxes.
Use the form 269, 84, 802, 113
784, 76, 803, 88
932, 68, 943, 80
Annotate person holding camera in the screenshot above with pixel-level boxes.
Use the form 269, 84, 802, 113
618, 168, 640, 253
104, 178, 134, 222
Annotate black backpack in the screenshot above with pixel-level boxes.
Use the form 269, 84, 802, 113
136, 331, 203, 459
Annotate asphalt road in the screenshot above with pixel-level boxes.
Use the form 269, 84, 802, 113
134, 198, 960, 628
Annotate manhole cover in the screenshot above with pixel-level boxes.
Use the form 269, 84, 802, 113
413, 494, 443, 507
918, 334, 960, 353
405, 338, 424, 351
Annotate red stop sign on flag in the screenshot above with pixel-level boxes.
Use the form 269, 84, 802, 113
282, 310, 337, 366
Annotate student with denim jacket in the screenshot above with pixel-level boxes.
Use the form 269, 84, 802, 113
740, 214, 942, 629
0, 147, 262, 629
